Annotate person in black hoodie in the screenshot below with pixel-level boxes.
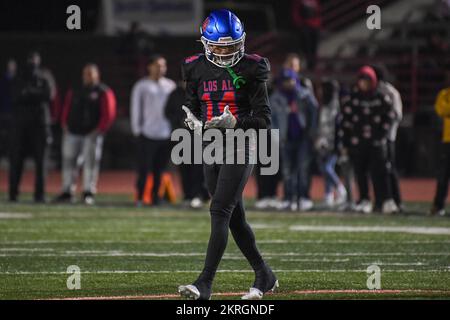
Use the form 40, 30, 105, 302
9, 52, 51, 202
339, 66, 398, 214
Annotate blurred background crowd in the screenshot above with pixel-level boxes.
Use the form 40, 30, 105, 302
0, 0, 449, 214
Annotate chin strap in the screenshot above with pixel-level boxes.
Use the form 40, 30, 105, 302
226, 66, 246, 89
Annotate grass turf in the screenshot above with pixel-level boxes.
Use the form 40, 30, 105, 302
0, 196, 449, 300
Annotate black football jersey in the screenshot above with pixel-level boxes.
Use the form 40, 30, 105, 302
181, 53, 271, 130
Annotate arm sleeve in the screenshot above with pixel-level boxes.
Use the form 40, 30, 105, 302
181, 62, 202, 119
375, 95, 395, 142
339, 96, 354, 148
306, 91, 319, 138
130, 82, 142, 137
435, 89, 450, 118
98, 88, 117, 133
235, 58, 272, 130
61, 89, 73, 129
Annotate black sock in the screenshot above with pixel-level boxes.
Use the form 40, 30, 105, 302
198, 214, 230, 283
230, 201, 265, 272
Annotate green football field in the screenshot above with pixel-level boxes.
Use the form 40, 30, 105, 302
0, 196, 450, 300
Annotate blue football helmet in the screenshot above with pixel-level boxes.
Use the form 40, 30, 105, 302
200, 9, 246, 68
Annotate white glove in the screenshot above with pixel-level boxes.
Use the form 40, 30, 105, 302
204, 105, 237, 129
182, 105, 202, 131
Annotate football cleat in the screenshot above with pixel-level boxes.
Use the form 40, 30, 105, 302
178, 281, 212, 300
242, 280, 279, 300
242, 266, 279, 300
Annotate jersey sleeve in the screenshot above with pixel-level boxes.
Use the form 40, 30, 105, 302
181, 56, 202, 120
235, 56, 272, 130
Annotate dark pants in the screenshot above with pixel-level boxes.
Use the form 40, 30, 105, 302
350, 144, 392, 204
387, 141, 402, 206
282, 138, 312, 201
299, 26, 320, 70
256, 130, 280, 199
433, 142, 450, 210
9, 122, 48, 201
197, 160, 265, 283
179, 163, 208, 200
136, 136, 170, 203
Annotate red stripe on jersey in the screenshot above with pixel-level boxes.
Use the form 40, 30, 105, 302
201, 92, 213, 121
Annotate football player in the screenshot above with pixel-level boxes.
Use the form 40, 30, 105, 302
177, 9, 278, 300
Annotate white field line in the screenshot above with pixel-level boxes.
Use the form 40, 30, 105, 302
360, 262, 428, 266
0, 251, 450, 258
290, 225, 450, 235
2, 239, 450, 245
0, 213, 33, 219
1, 269, 450, 276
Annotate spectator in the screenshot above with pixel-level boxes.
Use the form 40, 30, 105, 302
54, 64, 116, 205
282, 53, 316, 200
430, 71, 450, 216
291, 0, 322, 70
271, 69, 318, 211
253, 129, 281, 210
315, 79, 347, 208
372, 65, 403, 211
165, 81, 209, 208
0, 59, 16, 164
339, 66, 398, 214
9, 52, 51, 202
131, 55, 176, 206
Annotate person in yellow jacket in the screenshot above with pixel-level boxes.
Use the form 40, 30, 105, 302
430, 85, 450, 216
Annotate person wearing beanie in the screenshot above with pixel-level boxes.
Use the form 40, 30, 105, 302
338, 66, 398, 214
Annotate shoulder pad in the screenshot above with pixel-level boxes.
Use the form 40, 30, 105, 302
244, 54, 270, 82
181, 53, 204, 81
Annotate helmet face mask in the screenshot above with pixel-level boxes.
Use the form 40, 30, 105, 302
200, 9, 246, 68
201, 34, 245, 68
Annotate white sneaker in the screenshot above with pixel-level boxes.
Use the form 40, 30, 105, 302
190, 197, 204, 209
335, 185, 347, 206
299, 198, 314, 211
276, 200, 290, 211
324, 193, 334, 208
290, 201, 298, 211
357, 200, 373, 214
267, 197, 281, 209
255, 198, 271, 210
382, 199, 399, 215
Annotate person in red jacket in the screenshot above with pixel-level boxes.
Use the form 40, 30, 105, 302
54, 64, 116, 205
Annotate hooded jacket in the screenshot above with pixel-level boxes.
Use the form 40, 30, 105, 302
338, 66, 396, 149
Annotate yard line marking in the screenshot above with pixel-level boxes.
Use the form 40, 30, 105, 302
0, 213, 32, 219
281, 258, 351, 262
360, 262, 428, 266
0, 248, 55, 252
2, 269, 450, 275
0, 251, 449, 257
289, 225, 450, 235
45, 289, 450, 300
2, 240, 450, 245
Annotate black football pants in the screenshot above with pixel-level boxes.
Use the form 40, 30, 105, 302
197, 162, 266, 282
